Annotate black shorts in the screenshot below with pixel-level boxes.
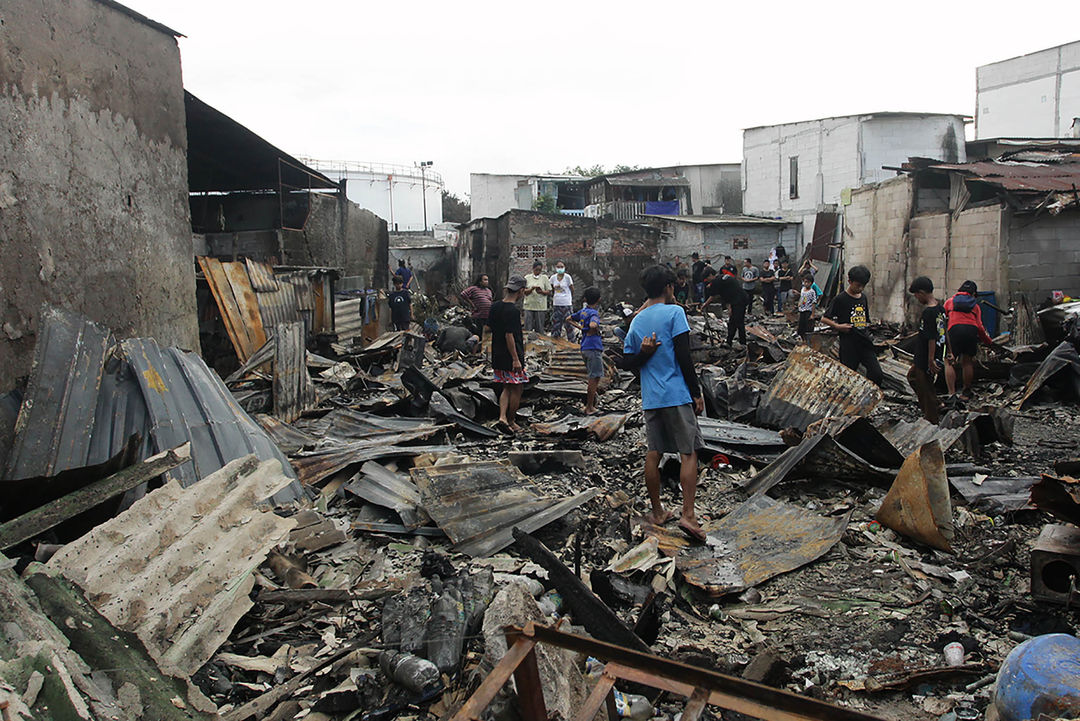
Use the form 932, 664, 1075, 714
948, 325, 979, 358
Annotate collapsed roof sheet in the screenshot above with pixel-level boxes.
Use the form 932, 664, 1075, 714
412, 460, 599, 557
48, 455, 297, 678
926, 159, 1080, 193
756, 346, 883, 432
2, 306, 304, 505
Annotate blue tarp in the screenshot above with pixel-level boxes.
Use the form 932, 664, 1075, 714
645, 200, 680, 215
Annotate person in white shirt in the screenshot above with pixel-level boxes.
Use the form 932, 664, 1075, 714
549, 262, 575, 339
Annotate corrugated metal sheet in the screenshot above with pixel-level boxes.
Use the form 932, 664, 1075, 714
272, 321, 317, 423
412, 460, 599, 557
5, 306, 112, 480
741, 433, 896, 497
198, 256, 268, 362
756, 346, 883, 432
877, 418, 967, 458
927, 159, 1080, 193
673, 494, 850, 598
244, 257, 280, 292
48, 455, 297, 678
120, 338, 305, 504
291, 434, 453, 486
335, 297, 365, 342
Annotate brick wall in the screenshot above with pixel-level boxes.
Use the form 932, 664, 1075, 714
946, 206, 1003, 296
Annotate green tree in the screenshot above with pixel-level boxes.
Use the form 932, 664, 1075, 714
441, 191, 470, 224
533, 194, 558, 213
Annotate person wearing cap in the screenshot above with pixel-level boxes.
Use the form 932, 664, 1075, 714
488, 275, 528, 433
907, 276, 946, 422
943, 280, 994, 403
522, 260, 552, 334
549, 262, 575, 339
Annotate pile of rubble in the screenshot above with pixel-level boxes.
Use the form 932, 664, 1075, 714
1, 296, 1078, 721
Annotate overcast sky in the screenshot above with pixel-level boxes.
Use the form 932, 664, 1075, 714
126, 0, 1078, 196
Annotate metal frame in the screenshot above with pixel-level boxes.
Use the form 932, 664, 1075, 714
451, 622, 884, 721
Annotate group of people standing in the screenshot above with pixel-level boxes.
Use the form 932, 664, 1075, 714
459, 261, 578, 340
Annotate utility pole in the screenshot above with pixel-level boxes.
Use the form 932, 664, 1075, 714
417, 161, 433, 232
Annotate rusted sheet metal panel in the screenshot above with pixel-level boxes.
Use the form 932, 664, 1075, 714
315, 408, 442, 441
121, 338, 305, 505
675, 495, 850, 598
198, 256, 267, 362
877, 442, 954, 552
1018, 341, 1080, 409
272, 322, 317, 423
756, 346, 883, 431
697, 418, 784, 448
255, 414, 319, 455
741, 433, 896, 497
5, 307, 112, 480
244, 257, 280, 292
877, 418, 967, 458
531, 412, 630, 442
412, 460, 599, 557
344, 461, 430, 528
928, 160, 1080, 192
48, 455, 297, 677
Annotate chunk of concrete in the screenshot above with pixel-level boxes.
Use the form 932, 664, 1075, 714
481, 583, 589, 720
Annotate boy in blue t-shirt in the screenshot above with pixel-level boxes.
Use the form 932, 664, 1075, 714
621, 265, 706, 543
569, 287, 604, 414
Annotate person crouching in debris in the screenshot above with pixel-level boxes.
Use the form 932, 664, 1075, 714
568, 287, 604, 414
796, 272, 817, 339
821, 265, 883, 386
488, 275, 528, 433
907, 276, 947, 422
943, 280, 994, 404
621, 265, 707, 543
388, 274, 412, 331
701, 267, 748, 348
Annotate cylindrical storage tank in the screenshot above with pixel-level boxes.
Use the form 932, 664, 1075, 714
304, 160, 444, 232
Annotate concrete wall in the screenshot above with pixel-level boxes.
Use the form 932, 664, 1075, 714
205, 194, 389, 288
861, 116, 964, 185
946, 207, 1004, 296
977, 41, 1080, 138
1006, 211, 1080, 301
466, 211, 660, 305
0, 0, 199, 392
668, 164, 742, 214
470, 174, 527, 220
842, 176, 914, 324
659, 222, 783, 265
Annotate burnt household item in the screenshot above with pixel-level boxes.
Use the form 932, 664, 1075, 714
378, 650, 442, 694
1030, 524, 1080, 606
426, 584, 466, 673
876, 441, 954, 552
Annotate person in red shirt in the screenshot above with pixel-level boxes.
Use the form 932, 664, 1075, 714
943, 280, 994, 403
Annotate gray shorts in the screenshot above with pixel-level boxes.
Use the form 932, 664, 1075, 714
644, 404, 703, 455
582, 349, 604, 378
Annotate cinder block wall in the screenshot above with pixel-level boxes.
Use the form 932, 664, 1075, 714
843, 177, 914, 324
946, 207, 1004, 297
1007, 211, 1080, 302
0, 0, 199, 392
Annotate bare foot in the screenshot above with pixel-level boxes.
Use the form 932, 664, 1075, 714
584, 406, 596, 415
644, 509, 675, 525
678, 518, 707, 543
508, 422, 523, 433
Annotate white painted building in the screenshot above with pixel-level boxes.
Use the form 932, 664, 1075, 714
304, 160, 443, 232
469, 173, 587, 219
976, 40, 1080, 139
742, 112, 967, 247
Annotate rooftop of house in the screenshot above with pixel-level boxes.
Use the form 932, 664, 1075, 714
744, 111, 970, 132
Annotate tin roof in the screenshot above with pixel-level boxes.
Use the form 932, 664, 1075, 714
925, 158, 1080, 193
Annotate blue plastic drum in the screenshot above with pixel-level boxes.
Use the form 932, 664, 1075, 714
993, 633, 1080, 721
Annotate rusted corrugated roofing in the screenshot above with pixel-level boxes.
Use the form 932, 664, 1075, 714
272, 321, 317, 423
926, 159, 1080, 193
48, 454, 297, 678
756, 346, 883, 431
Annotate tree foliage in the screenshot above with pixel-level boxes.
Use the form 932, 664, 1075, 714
533, 194, 558, 214
441, 191, 470, 224
563, 164, 641, 178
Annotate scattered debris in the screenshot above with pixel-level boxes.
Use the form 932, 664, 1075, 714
876, 441, 954, 552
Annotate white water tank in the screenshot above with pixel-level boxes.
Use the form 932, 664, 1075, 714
303, 160, 444, 232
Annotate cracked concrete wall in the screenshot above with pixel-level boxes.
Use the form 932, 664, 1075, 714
0, 0, 199, 393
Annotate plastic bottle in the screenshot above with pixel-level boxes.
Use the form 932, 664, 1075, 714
425, 584, 466, 673
612, 690, 653, 720
378, 650, 442, 693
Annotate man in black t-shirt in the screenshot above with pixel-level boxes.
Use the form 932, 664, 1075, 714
691, 252, 707, 302
701, 268, 748, 347
775, 260, 793, 313
387, 275, 411, 331
488, 275, 528, 433
821, 265, 883, 386
906, 276, 946, 422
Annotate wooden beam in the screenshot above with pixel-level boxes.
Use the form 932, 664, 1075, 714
255, 587, 395, 604
0, 444, 191, 551
511, 529, 650, 653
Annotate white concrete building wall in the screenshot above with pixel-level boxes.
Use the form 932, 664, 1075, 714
976, 40, 1080, 138
469, 174, 526, 220
860, 116, 966, 185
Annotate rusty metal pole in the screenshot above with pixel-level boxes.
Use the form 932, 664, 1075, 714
505, 627, 548, 721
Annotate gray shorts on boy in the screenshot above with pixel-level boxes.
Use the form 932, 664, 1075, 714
581, 349, 604, 378
644, 404, 703, 455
